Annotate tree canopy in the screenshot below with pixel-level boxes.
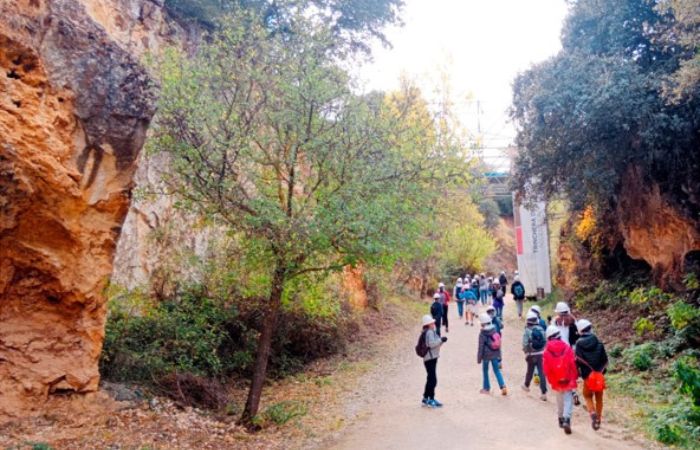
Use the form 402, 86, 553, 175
511, 0, 700, 217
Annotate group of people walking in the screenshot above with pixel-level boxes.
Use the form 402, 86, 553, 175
416, 273, 609, 436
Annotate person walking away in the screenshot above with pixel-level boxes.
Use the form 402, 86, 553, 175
499, 271, 508, 295
417, 314, 447, 407
477, 313, 507, 395
430, 293, 443, 336
511, 276, 526, 319
486, 305, 503, 334
529, 305, 548, 330
543, 325, 578, 435
437, 283, 451, 333
479, 275, 489, 305
554, 302, 581, 405
462, 287, 478, 326
454, 279, 464, 319
575, 319, 608, 430
492, 282, 505, 319
521, 311, 548, 401
471, 276, 480, 298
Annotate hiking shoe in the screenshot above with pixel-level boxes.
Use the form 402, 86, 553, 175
591, 413, 600, 430
421, 397, 430, 407
563, 418, 572, 435
479, 389, 490, 395
521, 384, 530, 392
430, 399, 443, 408
558, 417, 564, 428
573, 392, 581, 406
540, 393, 547, 401
501, 387, 508, 396
594, 418, 601, 430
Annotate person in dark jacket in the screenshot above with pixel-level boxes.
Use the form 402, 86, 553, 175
511, 276, 526, 318
498, 271, 508, 295
575, 319, 608, 431
430, 293, 443, 336
477, 313, 507, 395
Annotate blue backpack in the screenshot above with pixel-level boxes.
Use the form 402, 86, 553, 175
514, 283, 525, 298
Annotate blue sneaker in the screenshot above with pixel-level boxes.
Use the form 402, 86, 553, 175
430, 399, 443, 408
421, 397, 429, 407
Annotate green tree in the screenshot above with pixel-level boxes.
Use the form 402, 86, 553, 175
511, 0, 700, 215
149, 9, 457, 422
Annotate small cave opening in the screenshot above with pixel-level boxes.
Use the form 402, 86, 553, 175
601, 242, 652, 280
11, 99, 21, 108
684, 250, 700, 276
6, 69, 20, 80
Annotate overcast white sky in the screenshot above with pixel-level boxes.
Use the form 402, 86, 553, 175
357, 0, 569, 170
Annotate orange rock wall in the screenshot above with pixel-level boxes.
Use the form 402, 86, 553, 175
616, 167, 700, 283
0, 0, 157, 416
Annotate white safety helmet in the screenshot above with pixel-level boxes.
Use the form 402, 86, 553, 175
514, 275, 520, 281
486, 305, 496, 314
422, 314, 436, 327
526, 310, 539, 321
576, 319, 592, 333
438, 282, 445, 288
479, 312, 492, 325
433, 293, 441, 300
555, 302, 570, 314
530, 305, 542, 315
546, 325, 561, 339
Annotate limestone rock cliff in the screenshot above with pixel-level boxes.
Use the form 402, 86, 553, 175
0, 0, 163, 416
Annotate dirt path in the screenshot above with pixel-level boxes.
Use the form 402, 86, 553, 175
327, 297, 646, 450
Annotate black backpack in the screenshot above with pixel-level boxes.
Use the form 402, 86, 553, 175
415, 330, 429, 357
530, 326, 546, 351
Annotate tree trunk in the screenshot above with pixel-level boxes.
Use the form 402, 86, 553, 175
241, 264, 286, 425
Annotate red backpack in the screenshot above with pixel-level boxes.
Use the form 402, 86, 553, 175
488, 332, 502, 350
549, 353, 571, 386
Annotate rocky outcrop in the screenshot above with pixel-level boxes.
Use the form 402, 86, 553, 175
616, 167, 700, 285
0, 0, 159, 416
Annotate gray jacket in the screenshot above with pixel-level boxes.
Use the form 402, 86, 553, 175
477, 328, 501, 363
423, 328, 442, 361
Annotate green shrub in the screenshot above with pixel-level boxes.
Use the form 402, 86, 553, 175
684, 273, 699, 290
667, 301, 700, 331
633, 317, 655, 336
623, 343, 656, 371
256, 400, 308, 427
676, 357, 700, 407
101, 285, 237, 382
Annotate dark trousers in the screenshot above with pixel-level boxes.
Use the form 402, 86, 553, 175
442, 304, 449, 329
525, 354, 547, 394
423, 358, 438, 399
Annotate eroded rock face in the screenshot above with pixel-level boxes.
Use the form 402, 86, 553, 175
617, 167, 700, 285
0, 0, 156, 416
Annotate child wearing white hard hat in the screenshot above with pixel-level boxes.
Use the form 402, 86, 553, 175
521, 310, 548, 401
419, 314, 447, 408
437, 283, 451, 333
574, 319, 608, 431
543, 324, 578, 435
477, 313, 507, 396
554, 302, 579, 347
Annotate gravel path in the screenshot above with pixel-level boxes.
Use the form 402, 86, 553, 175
327, 297, 648, 450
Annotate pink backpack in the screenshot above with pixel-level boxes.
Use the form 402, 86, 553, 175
488, 332, 502, 350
